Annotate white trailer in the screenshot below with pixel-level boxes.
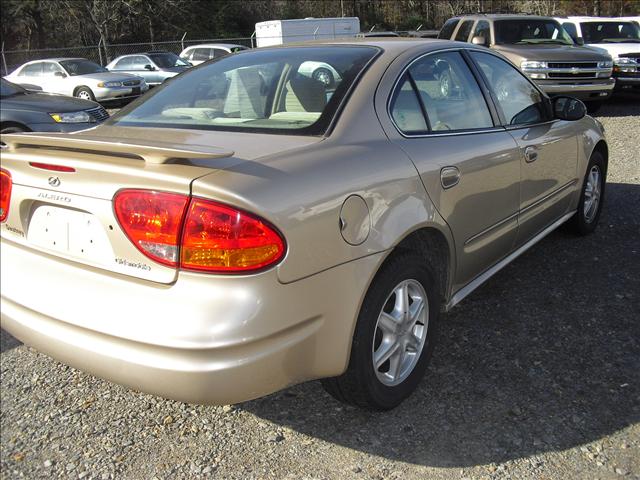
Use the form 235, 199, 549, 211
255, 17, 360, 48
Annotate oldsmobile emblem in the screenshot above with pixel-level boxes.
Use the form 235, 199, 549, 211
48, 176, 61, 187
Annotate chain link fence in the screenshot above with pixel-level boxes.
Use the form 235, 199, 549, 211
1, 36, 259, 75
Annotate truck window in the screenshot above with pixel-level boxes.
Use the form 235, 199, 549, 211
454, 20, 474, 42
438, 18, 460, 39
562, 22, 578, 41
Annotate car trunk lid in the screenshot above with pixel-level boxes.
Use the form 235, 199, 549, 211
0, 127, 320, 284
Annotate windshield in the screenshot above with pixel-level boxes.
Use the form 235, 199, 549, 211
495, 20, 574, 45
59, 59, 107, 75
0, 79, 27, 97
148, 52, 190, 68
111, 46, 379, 135
580, 21, 640, 43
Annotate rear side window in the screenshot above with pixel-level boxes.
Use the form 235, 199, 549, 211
19, 63, 42, 77
438, 18, 460, 39
390, 76, 428, 134
192, 48, 212, 61
455, 20, 474, 42
470, 51, 545, 126
212, 48, 229, 58
389, 51, 494, 134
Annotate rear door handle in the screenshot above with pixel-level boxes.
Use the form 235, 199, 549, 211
440, 166, 461, 189
524, 146, 538, 163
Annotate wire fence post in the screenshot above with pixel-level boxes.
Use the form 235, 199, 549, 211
250, 30, 256, 48
1, 42, 7, 75
181, 32, 187, 52
97, 38, 104, 65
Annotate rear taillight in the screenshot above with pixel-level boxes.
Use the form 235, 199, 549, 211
0, 169, 12, 223
113, 190, 285, 273
180, 198, 285, 273
114, 190, 189, 267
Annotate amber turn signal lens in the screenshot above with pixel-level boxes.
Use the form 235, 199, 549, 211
180, 198, 285, 273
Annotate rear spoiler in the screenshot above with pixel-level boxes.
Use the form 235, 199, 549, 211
0, 132, 234, 165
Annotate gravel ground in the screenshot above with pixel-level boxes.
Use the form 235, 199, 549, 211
1, 94, 639, 480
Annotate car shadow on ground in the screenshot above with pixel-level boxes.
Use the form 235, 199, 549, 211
241, 182, 640, 467
596, 91, 640, 118
0, 328, 22, 354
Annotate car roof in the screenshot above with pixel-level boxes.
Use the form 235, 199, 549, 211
559, 16, 637, 22
453, 14, 561, 21
23, 57, 87, 64
182, 43, 247, 50
274, 37, 465, 54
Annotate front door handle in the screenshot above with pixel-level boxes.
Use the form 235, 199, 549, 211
524, 146, 538, 163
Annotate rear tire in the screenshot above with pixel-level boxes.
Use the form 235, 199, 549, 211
74, 86, 95, 101
322, 253, 439, 411
567, 150, 606, 235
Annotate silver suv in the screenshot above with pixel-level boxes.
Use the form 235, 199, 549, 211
438, 14, 615, 112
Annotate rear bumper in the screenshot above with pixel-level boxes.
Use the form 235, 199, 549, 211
0, 238, 382, 404
537, 78, 616, 100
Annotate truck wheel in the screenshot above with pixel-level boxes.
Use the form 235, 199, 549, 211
74, 86, 95, 101
322, 253, 439, 410
567, 150, 606, 235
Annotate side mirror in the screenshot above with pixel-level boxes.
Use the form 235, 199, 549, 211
54, 71, 67, 78
471, 35, 488, 46
144, 64, 155, 71
553, 96, 586, 121
576, 37, 585, 46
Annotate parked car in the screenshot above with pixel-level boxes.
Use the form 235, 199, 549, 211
0, 79, 108, 134
0, 39, 607, 411
179, 44, 248, 66
106, 52, 191, 87
556, 17, 640, 92
438, 14, 615, 111
4, 58, 149, 103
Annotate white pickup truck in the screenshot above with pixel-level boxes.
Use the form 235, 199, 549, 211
557, 17, 640, 92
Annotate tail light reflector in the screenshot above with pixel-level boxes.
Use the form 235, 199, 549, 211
113, 189, 286, 273
181, 198, 285, 273
0, 169, 12, 223
114, 190, 189, 267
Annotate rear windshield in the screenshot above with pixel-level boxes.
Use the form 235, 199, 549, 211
148, 53, 190, 68
580, 21, 640, 43
59, 59, 107, 75
111, 46, 379, 135
494, 19, 573, 45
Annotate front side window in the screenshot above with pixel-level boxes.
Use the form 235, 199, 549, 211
438, 18, 460, 39
472, 20, 491, 43
148, 53, 190, 68
562, 22, 578, 41
59, 59, 107, 76
471, 51, 546, 126
111, 46, 379, 135
128, 56, 151, 69
455, 20, 474, 42
42, 62, 64, 76
494, 19, 573, 45
579, 21, 640, 43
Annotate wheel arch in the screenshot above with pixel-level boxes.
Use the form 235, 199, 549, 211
0, 121, 31, 133
592, 139, 609, 175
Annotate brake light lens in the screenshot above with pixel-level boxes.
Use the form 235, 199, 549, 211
113, 189, 286, 273
29, 162, 76, 172
181, 198, 285, 272
0, 169, 12, 223
114, 190, 189, 267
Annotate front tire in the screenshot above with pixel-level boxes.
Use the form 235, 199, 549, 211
567, 151, 606, 235
322, 253, 439, 410
74, 86, 95, 101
